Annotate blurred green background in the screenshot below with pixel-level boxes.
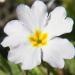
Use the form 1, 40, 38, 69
0, 0, 75, 75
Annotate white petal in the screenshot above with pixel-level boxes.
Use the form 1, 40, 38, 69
64, 17, 74, 33
16, 4, 36, 32
31, 1, 47, 29
50, 6, 67, 20
44, 54, 64, 68
43, 37, 74, 59
4, 20, 29, 36
1, 36, 19, 47
1, 35, 27, 48
44, 6, 74, 38
8, 44, 41, 70
42, 37, 74, 68
40, 13, 48, 30
2, 20, 30, 48
16, 1, 47, 32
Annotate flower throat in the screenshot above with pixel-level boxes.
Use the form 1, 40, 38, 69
29, 30, 48, 47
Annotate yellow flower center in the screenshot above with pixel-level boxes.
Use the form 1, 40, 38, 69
29, 30, 48, 47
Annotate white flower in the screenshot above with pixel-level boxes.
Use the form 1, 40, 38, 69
1, 1, 75, 70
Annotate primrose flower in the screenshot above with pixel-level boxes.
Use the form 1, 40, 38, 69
1, 1, 75, 70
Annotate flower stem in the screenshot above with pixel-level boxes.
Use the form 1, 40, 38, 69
56, 69, 64, 75
47, 67, 50, 75
22, 70, 25, 75
26, 70, 29, 75
22, 70, 29, 75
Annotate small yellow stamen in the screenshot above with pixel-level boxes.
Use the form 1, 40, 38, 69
29, 30, 48, 47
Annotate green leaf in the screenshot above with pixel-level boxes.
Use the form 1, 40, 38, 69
16, 0, 32, 4
65, 59, 75, 75
28, 66, 46, 75
0, 54, 22, 75
0, 55, 13, 75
